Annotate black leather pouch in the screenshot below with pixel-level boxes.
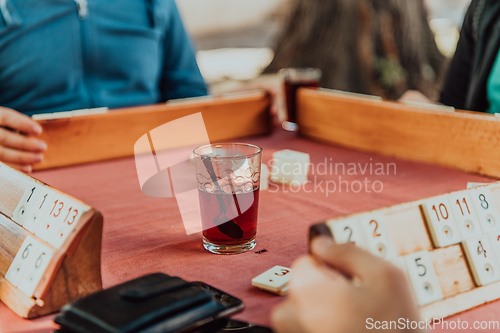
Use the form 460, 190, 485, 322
54, 273, 242, 333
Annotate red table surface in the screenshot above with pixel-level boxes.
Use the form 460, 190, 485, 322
1, 130, 500, 333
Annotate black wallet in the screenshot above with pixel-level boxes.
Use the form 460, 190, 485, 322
54, 273, 243, 333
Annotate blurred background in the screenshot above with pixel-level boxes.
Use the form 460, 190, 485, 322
175, 0, 471, 101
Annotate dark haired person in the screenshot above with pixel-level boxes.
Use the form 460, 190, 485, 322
403, 0, 500, 114
0, 0, 206, 171
439, 0, 500, 113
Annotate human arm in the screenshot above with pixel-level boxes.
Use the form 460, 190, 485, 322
0, 106, 45, 172
271, 236, 421, 333
159, 0, 208, 101
439, 1, 477, 109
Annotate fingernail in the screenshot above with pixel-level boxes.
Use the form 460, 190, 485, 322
35, 154, 43, 162
37, 141, 47, 151
309, 223, 333, 242
32, 124, 42, 135
312, 236, 335, 254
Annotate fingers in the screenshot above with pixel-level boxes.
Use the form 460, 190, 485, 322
0, 106, 42, 135
398, 90, 434, 104
0, 107, 46, 167
311, 236, 389, 282
282, 256, 354, 333
0, 146, 43, 165
5, 163, 32, 173
271, 300, 307, 333
0, 128, 46, 152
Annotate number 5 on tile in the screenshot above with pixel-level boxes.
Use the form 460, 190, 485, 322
404, 251, 443, 306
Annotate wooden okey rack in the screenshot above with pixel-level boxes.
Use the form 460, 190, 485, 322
0, 163, 102, 318
319, 182, 500, 320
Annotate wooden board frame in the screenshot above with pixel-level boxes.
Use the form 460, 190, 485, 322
0, 163, 102, 318
297, 88, 500, 178
319, 182, 500, 320
34, 91, 272, 170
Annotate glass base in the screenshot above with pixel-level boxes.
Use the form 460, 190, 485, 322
282, 121, 299, 132
203, 238, 256, 254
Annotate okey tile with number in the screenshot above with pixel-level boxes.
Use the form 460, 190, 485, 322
358, 212, 397, 260
449, 191, 483, 239
34, 191, 70, 242
462, 235, 500, 286
469, 188, 500, 233
24, 187, 56, 234
17, 240, 54, 297
12, 184, 42, 226
49, 201, 88, 248
252, 265, 292, 296
404, 251, 444, 306
5, 236, 40, 287
421, 196, 461, 248
327, 217, 366, 248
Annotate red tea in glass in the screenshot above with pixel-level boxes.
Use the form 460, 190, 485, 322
193, 143, 262, 254
280, 68, 322, 131
199, 189, 259, 248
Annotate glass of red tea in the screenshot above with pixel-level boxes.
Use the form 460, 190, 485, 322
279, 68, 322, 131
193, 143, 262, 254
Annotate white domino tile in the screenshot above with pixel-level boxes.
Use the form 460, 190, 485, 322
270, 150, 310, 185
252, 266, 292, 296
17, 240, 54, 297
462, 235, 500, 286
404, 251, 444, 306
12, 184, 42, 225
327, 217, 366, 248
34, 191, 69, 242
23, 187, 56, 234
469, 188, 500, 233
49, 201, 88, 248
358, 212, 397, 260
421, 196, 461, 248
5, 236, 40, 287
449, 191, 484, 239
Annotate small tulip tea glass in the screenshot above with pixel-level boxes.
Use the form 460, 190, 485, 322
279, 68, 322, 131
193, 143, 262, 254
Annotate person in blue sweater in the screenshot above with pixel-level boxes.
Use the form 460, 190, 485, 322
0, 0, 207, 171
